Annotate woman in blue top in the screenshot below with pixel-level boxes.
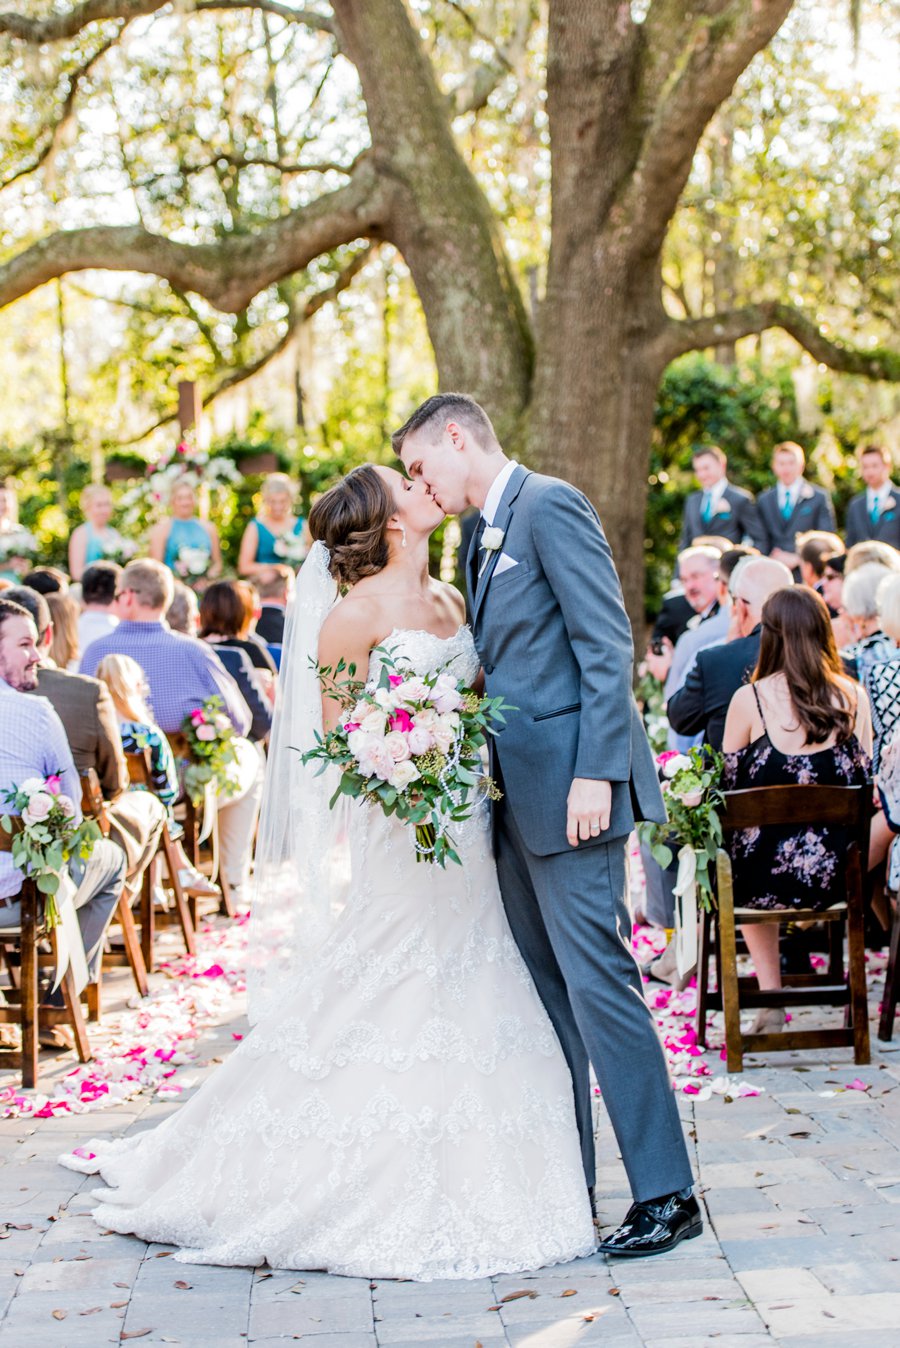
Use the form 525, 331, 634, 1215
238, 472, 308, 576
149, 480, 222, 583
68, 485, 133, 580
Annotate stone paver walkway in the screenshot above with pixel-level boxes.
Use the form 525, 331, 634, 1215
3, 957, 900, 1347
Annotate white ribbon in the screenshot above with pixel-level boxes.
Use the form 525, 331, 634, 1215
673, 844, 699, 978
50, 871, 89, 995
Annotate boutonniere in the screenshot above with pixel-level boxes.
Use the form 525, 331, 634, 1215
885, 497, 897, 511
712, 500, 732, 516
479, 525, 505, 576
800, 483, 814, 500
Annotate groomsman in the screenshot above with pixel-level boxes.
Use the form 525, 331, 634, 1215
845, 444, 900, 548
755, 441, 835, 571
679, 446, 760, 550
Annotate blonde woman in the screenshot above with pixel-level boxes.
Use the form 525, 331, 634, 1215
238, 471, 308, 576
149, 480, 222, 581
95, 653, 219, 899
68, 484, 131, 580
46, 593, 81, 671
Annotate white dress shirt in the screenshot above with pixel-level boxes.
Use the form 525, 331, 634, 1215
481, 460, 519, 526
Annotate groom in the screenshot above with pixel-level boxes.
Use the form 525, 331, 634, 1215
395, 394, 700, 1257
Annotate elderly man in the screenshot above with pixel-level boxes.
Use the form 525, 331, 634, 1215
80, 560, 263, 903
0, 598, 125, 1047
667, 557, 794, 751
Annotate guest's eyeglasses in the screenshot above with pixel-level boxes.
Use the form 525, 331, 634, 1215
823, 571, 841, 582
114, 587, 132, 600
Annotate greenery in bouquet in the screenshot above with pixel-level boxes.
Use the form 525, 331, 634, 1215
179, 697, 241, 805
0, 776, 101, 927
638, 746, 725, 912
303, 650, 513, 866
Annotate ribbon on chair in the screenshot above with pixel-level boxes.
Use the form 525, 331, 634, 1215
673, 844, 699, 978
198, 779, 217, 847
50, 871, 89, 996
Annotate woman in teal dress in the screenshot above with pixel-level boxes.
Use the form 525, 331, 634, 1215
149, 480, 221, 583
68, 484, 134, 580
238, 472, 308, 576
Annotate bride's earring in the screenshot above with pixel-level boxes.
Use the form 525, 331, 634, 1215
400, 525, 407, 548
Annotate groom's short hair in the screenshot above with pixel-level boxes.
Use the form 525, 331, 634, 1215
392, 393, 499, 455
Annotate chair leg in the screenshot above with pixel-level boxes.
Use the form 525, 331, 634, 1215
139, 868, 155, 973
161, 826, 196, 956
878, 900, 900, 1042
696, 906, 711, 1046
85, 980, 101, 1022
20, 887, 39, 1090
117, 889, 149, 998
717, 872, 744, 1074
844, 848, 871, 1064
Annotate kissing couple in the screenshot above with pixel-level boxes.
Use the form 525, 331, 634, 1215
61, 394, 700, 1278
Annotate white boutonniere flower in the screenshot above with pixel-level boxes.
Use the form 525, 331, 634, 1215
713, 500, 732, 516
885, 497, 897, 511
479, 526, 505, 577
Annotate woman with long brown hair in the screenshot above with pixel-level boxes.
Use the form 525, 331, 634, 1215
722, 586, 872, 1031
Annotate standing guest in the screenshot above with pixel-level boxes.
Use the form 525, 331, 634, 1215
667, 558, 793, 751
149, 481, 222, 583
22, 566, 69, 596
68, 485, 131, 581
755, 442, 836, 569
845, 445, 900, 549
679, 446, 760, 550
0, 482, 35, 582
253, 565, 293, 645
238, 473, 308, 576
80, 560, 262, 903
839, 562, 895, 684
46, 592, 81, 671
0, 597, 126, 1044
797, 532, 844, 594
165, 579, 200, 637
78, 562, 121, 652
722, 587, 872, 1033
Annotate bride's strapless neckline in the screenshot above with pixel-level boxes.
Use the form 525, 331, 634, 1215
369, 624, 477, 686
383, 623, 468, 643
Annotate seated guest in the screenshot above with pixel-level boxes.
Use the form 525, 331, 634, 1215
722, 587, 872, 1032
797, 531, 844, 594
8, 587, 166, 897
845, 539, 900, 575
253, 565, 293, 645
679, 445, 761, 550
840, 562, 895, 683
644, 547, 729, 743
165, 579, 200, 637
80, 560, 262, 903
22, 566, 69, 596
46, 592, 81, 671
78, 561, 121, 652
667, 558, 793, 751
95, 653, 220, 899
755, 442, 836, 569
198, 581, 274, 740
845, 444, 900, 549
821, 553, 853, 649
0, 598, 126, 1045
864, 574, 900, 773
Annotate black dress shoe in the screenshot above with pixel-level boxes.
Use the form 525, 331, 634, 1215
597, 1189, 702, 1257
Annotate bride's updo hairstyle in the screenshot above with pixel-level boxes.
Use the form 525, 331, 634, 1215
309, 465, 395, 586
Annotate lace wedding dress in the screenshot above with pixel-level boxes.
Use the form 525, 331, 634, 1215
60, 627, 595, 1279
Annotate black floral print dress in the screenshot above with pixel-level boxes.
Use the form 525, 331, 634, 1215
723, 686, 871, 911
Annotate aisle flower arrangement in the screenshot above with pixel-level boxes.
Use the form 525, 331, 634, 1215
0, 776, 101, 927
179, 698, 241, 805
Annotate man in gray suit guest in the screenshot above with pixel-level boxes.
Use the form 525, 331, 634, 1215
679, 445, 760, 550
755, 441, 835, 570
395, 394, 700, 1259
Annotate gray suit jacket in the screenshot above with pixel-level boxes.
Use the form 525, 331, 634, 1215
468, 466, 666, 856
679, 482, 760, 550
845, 487, 900, 548
756, 481, 835, 555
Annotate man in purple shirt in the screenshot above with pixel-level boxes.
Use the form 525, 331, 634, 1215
0, 598, 126, 1046
81, 561, 263, 902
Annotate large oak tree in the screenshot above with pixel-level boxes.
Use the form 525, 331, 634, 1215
1, 0, 897, 622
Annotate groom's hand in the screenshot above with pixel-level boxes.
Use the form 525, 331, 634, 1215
567, 778, 612, 847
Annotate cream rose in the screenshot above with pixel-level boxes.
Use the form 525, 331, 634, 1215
56, 794, 76, 818
407, 726, 434, 755
22, 792, 53, 824
383, 731, 412, 763
388, 760, 420, 791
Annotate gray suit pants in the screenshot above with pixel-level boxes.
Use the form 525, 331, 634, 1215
495, 801, 693, 1203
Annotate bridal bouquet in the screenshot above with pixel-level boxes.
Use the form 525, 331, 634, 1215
175, 544, 211, 579
0, 776, 101, 927
273, 532, 307, 565
303, 650, 512, 866
100, 531, 138, 566
179, 698, 241, 805
0, 526, 38, 573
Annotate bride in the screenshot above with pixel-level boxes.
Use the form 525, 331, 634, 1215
60, 464, 596, 1280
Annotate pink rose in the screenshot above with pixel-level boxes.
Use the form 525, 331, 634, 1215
389, 709, 413, 734
190, 709, 206, 724
677, 789, 703, 808
45, 774, 62, 795
195, 724, 217, 742
22, 792, 53, 824
56, 794, 76, 818
388, 674, 403, 687
407, 726, 434, 755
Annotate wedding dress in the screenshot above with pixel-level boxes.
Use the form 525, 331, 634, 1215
60, 625, 595, 1279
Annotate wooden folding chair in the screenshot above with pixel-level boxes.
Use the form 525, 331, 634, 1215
124, 748, 196, 959
79, 769, 148, 1015
167, 731, 235, 921
697, 783, 871, 1072
0, 822, 92, 1088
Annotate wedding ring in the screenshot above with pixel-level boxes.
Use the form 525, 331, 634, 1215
589, 822, 600, 834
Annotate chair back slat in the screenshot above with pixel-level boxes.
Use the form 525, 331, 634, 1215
721, 785, 868, 833
0, 817, 25, 851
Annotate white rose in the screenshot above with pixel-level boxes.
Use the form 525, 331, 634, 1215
383, 731, 411, 763
662, 753, 692, 779
432, 688, 463, 714
396, 676, 429, 704
356, 707, 389, 738
20, 777, 46, 796
347, 729, 375, 757
22, 792, 54, 824
413, 707, 439, 732
481, 525, 505, 552
433, 721, 457, 754
388, 760, 420, 791
407, 726, 434, 755
373, 687, 397, 710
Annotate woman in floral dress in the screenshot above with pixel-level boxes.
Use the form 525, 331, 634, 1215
722, 586, 872, 1033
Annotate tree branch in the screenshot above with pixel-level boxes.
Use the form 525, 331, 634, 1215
0, 159, 391, 315
0, 0, 336, 43
659, 301, 900, 381
133, 151, 357, 191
